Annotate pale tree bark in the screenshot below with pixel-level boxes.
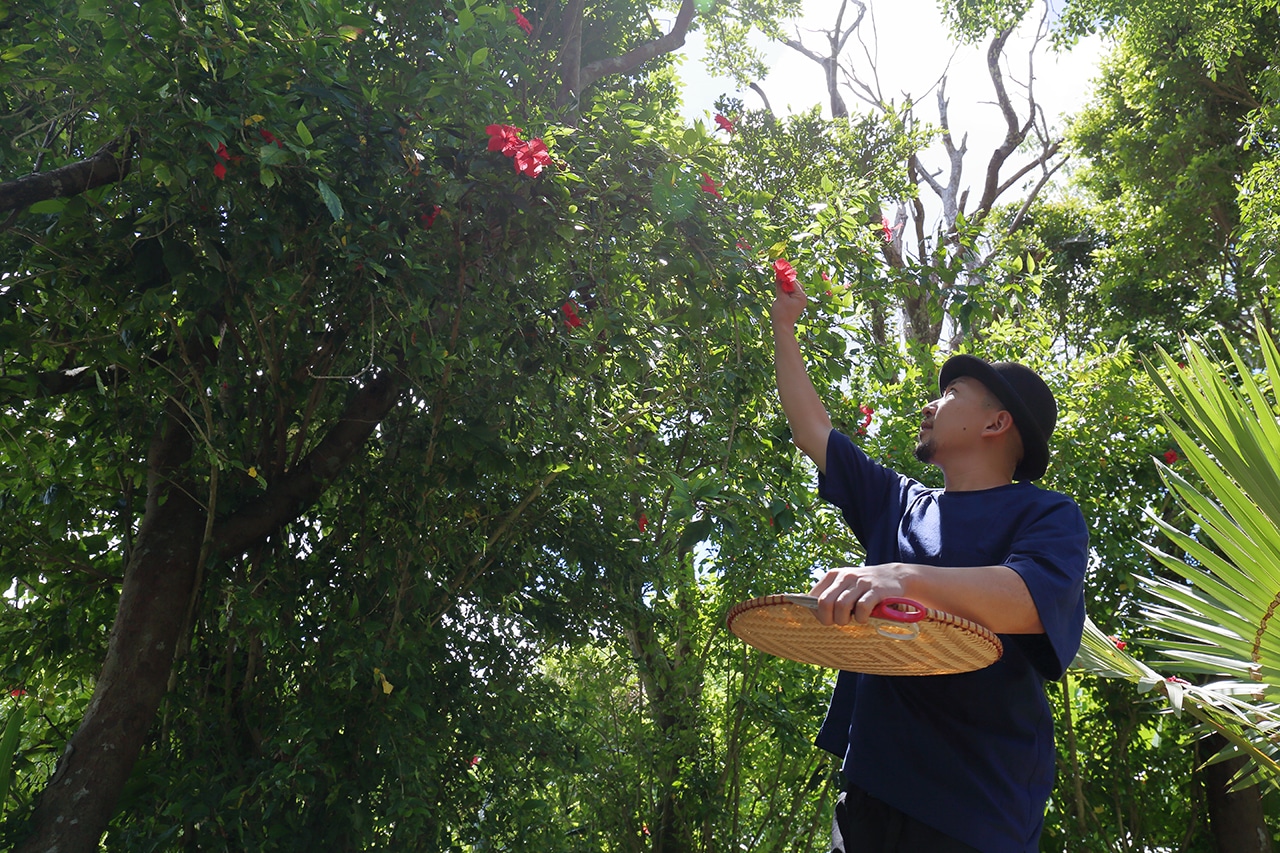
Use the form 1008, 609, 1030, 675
776, 3, 1067, 358
780, 0, 866, 118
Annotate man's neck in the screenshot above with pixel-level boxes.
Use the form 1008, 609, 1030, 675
940, 461, 1015, 492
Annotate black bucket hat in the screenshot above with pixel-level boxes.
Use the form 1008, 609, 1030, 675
938, 355, 1058, 481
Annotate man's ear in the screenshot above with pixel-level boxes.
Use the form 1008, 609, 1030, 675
984, 409, 1015, 436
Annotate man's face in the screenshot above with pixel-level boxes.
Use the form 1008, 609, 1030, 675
913, 376, 999, 467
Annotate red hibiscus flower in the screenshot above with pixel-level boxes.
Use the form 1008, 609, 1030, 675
1109, 636, 1127, 651
511, 7, 533, 35
1163, 450, 1179, 465
260, 128, 285, 149
714, 113, 735, 134
735, 239, 753, 252
881, 215, 894, 242
213, 161, 227, 180
773, 258, 798, 293
470, 755, 481, 767
9, 688, 26, 698
422, 204, 442, 228
486, 125, 550, 177
215, 142, 230, 161
562, 301, 583, 328
699, 172, 721, 198
638, 513, 648, 533
513, 138, 551, 177
485, 124, 524, 156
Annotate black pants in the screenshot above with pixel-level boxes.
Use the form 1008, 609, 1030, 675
831, 786, 983, 853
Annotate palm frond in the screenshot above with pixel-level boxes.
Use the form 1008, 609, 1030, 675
1070, 319, 1280, 789
1072, 619, 1280, 790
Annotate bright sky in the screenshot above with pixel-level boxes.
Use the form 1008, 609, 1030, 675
677, 0, 1109, 196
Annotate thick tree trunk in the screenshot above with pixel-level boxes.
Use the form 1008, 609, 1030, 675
16, 404, 204, 853
1202, 734, 1273, 853
15, 371, 402, 850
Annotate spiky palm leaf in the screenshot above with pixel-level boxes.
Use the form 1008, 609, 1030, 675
1070, 318, 1280, 789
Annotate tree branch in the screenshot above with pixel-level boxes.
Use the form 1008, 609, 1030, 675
212, 371, 403, 556
0, 134, 136, 215
780, 0, 864, 118
577, 0, 696, 93
976, 27, 1031, 215
995, 139, 1061, 200
748, 82, 775, 117
1007, 156, 1066, 233
554, 0, 587, 108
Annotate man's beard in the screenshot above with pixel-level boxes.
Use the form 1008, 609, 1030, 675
914, 438, 934, 465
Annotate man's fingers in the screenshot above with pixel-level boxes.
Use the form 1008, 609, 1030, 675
852, 590, 885, 625
811, 569, 864, 626
807, 567, 903, 626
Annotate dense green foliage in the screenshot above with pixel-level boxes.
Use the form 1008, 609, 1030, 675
2, 0, 1280, 849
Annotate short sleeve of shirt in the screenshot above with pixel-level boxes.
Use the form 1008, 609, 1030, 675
1002, 497, 1089, 680
817, 430, 915, 553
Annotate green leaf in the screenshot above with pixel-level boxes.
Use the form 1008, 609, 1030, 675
677, 516, 713, 555
316, 180, 344, 221
27, 199, 66, 215
295, 120, 314, 146
471, 47, 488, 66
0, 705, 24, 809
1, 45, 37, 61
260, 144, 288, 166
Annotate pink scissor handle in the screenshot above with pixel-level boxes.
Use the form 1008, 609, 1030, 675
870, 598, 924, 640
870, 598, 926, 622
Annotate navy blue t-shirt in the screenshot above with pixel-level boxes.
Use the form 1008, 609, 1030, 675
814, 430, 1088, 853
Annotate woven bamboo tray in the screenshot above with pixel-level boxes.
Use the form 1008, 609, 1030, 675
726, 594, 1002, 675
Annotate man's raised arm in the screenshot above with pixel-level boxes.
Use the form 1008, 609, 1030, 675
771, 283, 833, 473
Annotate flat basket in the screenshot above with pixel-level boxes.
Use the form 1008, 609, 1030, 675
726, 594, 1002, 675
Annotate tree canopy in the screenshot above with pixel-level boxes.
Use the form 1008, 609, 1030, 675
1, 0, 1279, 850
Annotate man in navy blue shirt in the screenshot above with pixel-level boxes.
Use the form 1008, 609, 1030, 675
771, 279, 1088, 852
